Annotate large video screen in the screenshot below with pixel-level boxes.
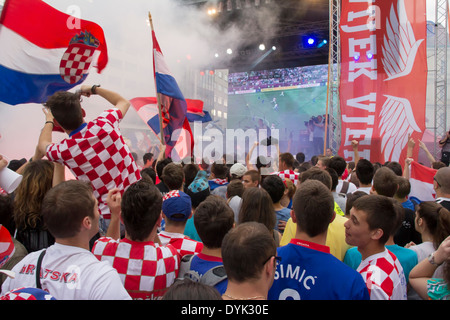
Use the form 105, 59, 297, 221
227, 64, 329, 159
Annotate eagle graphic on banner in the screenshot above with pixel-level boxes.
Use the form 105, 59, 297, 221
379, 0, 425, 162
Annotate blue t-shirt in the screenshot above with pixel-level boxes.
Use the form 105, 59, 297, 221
343, 245, 418, 282
189, 253, 228, 294
184, 216, 202, 243
402, 199, 415, 211
268, 239, 369, 300
208, 180, 229, 191
275, 207, 291, 232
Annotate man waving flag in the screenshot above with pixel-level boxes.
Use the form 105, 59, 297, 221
0, 0, 108, 105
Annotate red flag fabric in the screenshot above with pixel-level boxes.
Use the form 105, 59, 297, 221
409, 161, 437, 201
339, 0, 427, 165
150, 29, 194, 160
0, 0, 108, 105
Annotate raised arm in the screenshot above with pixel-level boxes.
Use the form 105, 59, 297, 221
351, 140, 360, 164
105, 188, 122, 240
36, 107, 55, 160
418, 140, 436, 164
409, 235, 450, 300
79, 85, 131, 118
246, 141, 258, 171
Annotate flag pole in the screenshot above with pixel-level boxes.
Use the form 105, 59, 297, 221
148, 12, 165, 146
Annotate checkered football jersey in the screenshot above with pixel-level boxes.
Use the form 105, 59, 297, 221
275, 169, 300, 185
92, 237, 180, 300
0, 287, 56, 300
357, 249, 407, 300
46, 109, 141, 219
158, 231, 203, 257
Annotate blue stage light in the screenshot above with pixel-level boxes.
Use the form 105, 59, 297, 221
302, 35, 317, 48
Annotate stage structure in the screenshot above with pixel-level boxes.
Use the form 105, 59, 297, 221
326, 0, 341, 155
433, 0, 449, 158
329, 0, 448, 160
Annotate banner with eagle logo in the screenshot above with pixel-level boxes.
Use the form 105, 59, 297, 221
339, 0, 427, 165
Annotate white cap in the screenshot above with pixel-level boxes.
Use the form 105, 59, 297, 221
230, 163, 247, 178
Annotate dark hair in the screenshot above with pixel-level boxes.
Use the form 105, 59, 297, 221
345, 191, 368, 216
432, 161, 447, 170
13, 159, 54, 229
279, 153, 295, 168
143, 153, 153, 164
299, 167, 332, 190
292, 180, 334, 237
348, 161, 356, 171
373, 167, 399, 197
296, 152, 305, 163
183, 163, 199, 188
328, 156, 347, 177
45, 91, 83, 131
161, 163, 184, 190
194, 195, 234, 248
0, 194, 14, 233
140, 167, 157, 184
352, 195, 397, 244
156, 158, 173, 178
395, 177, 411, 199
162, 278, 222, 300
211, 162, 228, 179
325, 167, 339, 191
121, 180, 162, 241
385, 161, 402, 176
261, 174, 285, 204
243, 170, 260, 183
222, 222, 276, 283
416, 201, 450, 249
355, 159, 374, 185
42, 180, 95, 238
227, 179, 244, 198
239, 187, 276, 232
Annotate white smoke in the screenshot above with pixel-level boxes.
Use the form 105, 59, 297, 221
0, 0, 281, 160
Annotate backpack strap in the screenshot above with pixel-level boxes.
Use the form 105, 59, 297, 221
36, 250, 46, 289
200, 265, 227, 287
177, 254, 195, 281
340, 181, 349, 194
177, 253, 227, 287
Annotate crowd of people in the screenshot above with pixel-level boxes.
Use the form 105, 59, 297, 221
228, 65, 328, 94
0, 85, 449, 301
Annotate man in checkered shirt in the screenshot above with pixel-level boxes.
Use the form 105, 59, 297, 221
273, 152, 299, 186
36, 85, 141, 232
344, 194, 407, 300
92, 180, 180, 300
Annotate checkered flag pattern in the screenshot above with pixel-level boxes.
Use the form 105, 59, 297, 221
59, 45, 94, 84
0, 287, 56, 300
163, 190, 181, 201
357, 250, 407, 300
92, 237, 180, 300
158, 232, 203, 257
276, 169, 300, 185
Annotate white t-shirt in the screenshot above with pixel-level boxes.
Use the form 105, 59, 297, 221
336, 180, 358, 194
355, 187, 372, 194
1, 243, 131, 300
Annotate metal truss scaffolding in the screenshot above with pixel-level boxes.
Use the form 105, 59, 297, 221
326, 0, 341, 154
434, 0, 448, 158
